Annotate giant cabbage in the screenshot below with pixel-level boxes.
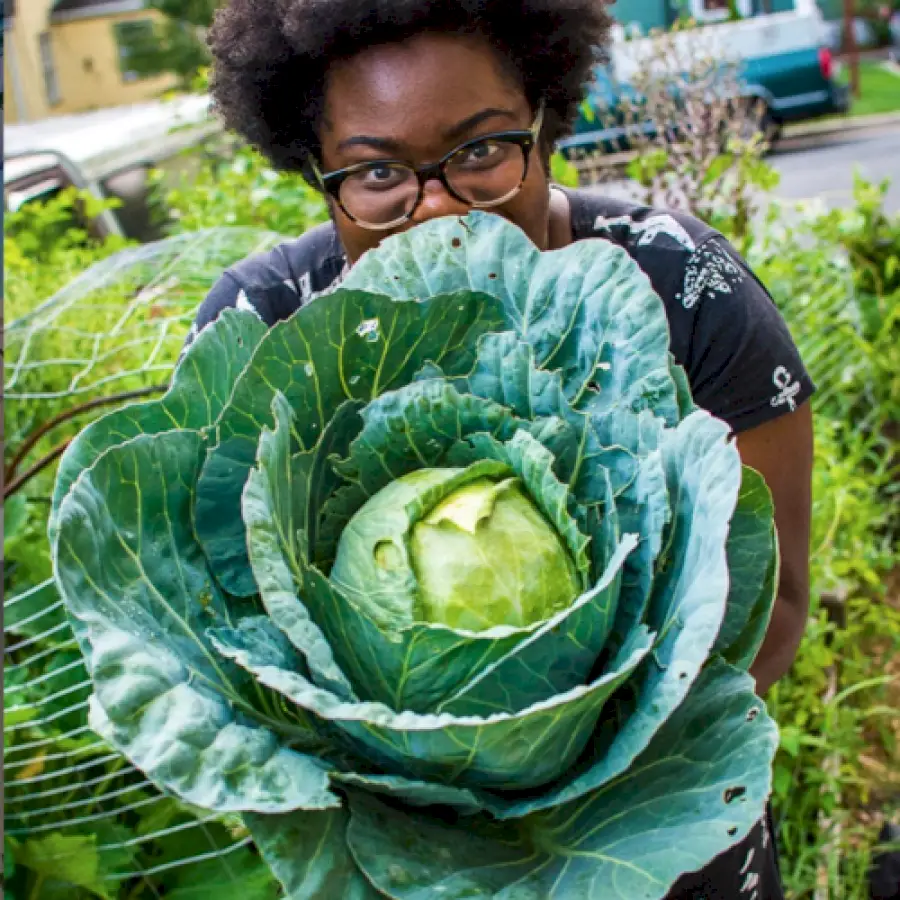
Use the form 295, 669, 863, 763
51, 212, 779, 899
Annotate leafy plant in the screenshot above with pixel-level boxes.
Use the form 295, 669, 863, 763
156, 142, 329, 235
50, 212, 781, 898
576, 24, 780, 246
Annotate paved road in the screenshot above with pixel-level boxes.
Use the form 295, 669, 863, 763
584, 122, 899, 216
772, 123, 900, 213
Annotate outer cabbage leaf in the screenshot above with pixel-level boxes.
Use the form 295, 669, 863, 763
245, 806, 381, 900
344, 659, 778, 900
194, 289, 506, 597
52, 430, 339, 814
451, 331, 663, 506
713, 466, 779, 669
50, 308, 267, 535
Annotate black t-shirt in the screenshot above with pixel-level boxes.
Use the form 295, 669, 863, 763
191, 189, 807, 899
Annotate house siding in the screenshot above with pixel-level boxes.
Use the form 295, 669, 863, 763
3, 1, 175, 123
606, 0, 842, 36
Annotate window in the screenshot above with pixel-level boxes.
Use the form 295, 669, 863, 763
114, 19, 155, 83
38, 32, 60, 106
690, 0, 752, 19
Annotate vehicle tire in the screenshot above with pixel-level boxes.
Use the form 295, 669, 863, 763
728, 98, 780, 153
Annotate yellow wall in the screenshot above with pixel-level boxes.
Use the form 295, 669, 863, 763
5, 5, 176, 123
4, 0, 55, 123
51, 11, 175, 114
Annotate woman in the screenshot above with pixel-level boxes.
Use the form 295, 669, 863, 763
195, 1, 814, 896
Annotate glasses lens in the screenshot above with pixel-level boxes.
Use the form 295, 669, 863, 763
339, 163, 419, 228
445, 139, 527, 206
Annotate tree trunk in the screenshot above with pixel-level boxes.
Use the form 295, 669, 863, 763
843, 0, 861, 99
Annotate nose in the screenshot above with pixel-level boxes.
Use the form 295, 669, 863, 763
410, 177, 470, 223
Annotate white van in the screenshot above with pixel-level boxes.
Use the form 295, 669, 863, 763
3, 94, 222, 242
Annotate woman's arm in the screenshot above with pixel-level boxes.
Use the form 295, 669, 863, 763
736, 401, 814, 695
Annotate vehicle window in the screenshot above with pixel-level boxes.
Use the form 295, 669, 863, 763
114, 19, 155, 84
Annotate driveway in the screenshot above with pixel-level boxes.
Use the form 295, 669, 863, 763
772, 122, 900, 214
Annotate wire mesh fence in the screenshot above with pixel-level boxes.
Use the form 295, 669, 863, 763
4, 228, 286, 899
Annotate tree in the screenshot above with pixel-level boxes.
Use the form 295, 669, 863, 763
120, 0, 220, 89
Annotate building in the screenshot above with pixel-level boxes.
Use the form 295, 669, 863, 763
3, 0, 176, 124
608, 0, 842, 35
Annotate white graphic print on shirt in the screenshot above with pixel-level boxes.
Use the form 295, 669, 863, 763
678, 240, 745, 309
593, 213, 698, 252
771, 365, 801, 412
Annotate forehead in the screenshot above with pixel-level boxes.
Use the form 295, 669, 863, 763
321, 33, 526, 143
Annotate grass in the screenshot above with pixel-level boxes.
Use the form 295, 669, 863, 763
843, 61, 900, 118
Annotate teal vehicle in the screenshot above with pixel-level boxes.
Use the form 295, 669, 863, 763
559, 3, 850, 154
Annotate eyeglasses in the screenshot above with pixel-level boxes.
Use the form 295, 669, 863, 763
312, 104, 545, 231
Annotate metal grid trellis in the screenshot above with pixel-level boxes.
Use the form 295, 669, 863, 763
4, 228, 287, 900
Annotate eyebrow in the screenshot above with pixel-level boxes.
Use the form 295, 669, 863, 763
336, 107, 520, 154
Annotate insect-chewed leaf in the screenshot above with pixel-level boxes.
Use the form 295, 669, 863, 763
344, 659, 777, 900
342, 212, 679, 422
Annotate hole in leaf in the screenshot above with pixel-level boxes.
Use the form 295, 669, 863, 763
723, 786, 746, 804
746, 707, 760, 722
587, 380, 601, 393
374, 541, 404, 571
451, 237, 462, 248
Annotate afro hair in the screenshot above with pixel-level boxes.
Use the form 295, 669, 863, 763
208, 0, 612, 184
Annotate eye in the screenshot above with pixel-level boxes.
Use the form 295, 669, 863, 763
358, 165, 409, 189
459, 141, 502, 165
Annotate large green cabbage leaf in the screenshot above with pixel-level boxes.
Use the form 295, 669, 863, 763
52, 212, 779, 899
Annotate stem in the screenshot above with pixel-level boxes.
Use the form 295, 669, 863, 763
29, 874, 46, 900
4, 441, 70, 499
5, 384, 168, 483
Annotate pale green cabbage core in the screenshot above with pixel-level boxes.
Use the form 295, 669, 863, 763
410, 476, 581, 631
329, 464, 581, 635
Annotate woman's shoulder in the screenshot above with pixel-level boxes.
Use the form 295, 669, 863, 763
189, 220, 347, 341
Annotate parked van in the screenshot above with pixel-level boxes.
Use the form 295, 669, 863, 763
560, 1, 850, 155
3, 95, 222, 242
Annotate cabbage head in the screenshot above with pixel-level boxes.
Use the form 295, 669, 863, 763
51, 212, 780, 899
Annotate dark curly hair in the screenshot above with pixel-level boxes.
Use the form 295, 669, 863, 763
208, 0, 612, 185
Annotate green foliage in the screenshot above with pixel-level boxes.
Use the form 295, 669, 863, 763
4, 212, 287, 899
745, 181, 900, 894
4, 124, 899, 897
157, 143, 329, 234
115, 0, 218, 88
4, 189, 133, 322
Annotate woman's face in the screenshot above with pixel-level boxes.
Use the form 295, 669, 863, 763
318, 32, 554, 263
